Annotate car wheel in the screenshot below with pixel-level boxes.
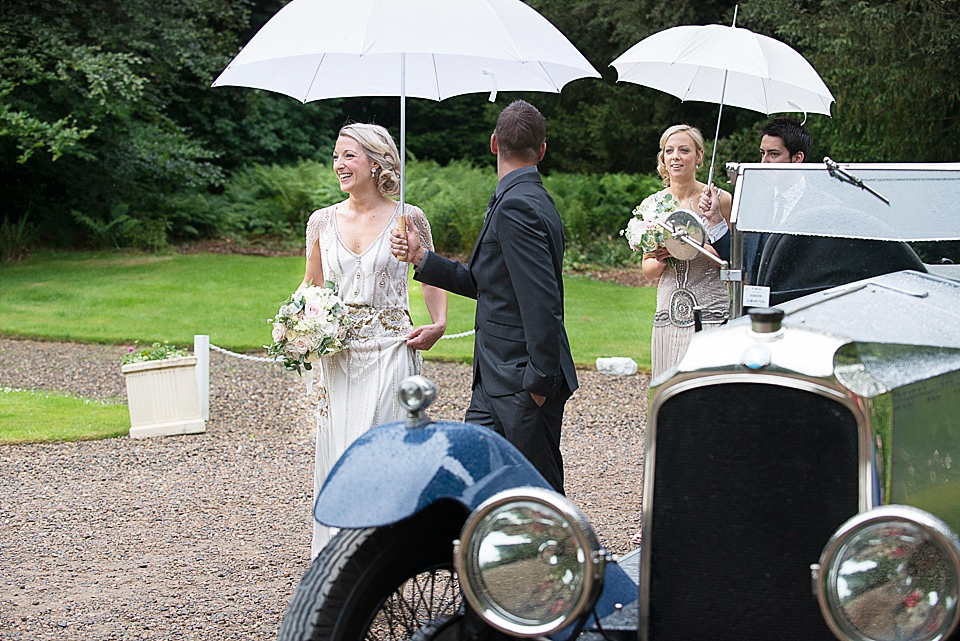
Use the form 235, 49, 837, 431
278, 505, 464, 641
411, 613, 519, 641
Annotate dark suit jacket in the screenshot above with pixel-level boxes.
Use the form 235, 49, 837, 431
742, 231, 768, 285
415, 168, 578, 399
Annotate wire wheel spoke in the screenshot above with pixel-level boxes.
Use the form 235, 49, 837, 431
365, 568, 461, 640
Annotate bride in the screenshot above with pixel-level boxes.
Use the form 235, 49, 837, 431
301, 123, 447, 557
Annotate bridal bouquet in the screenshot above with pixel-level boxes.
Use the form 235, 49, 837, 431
266, 282, 351, 373
620, 192, 680, 253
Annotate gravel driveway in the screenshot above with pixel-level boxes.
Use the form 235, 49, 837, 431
0, 338, 647, 640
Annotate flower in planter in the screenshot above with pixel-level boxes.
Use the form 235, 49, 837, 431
122, 341, 189, 365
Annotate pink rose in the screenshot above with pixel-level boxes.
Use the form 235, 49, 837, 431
293, 336, 311, 354
272, 323, 286, 342
304, 303, 322, 318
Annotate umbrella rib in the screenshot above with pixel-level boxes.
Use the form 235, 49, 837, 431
535, 61, 561, 93
432, 55, 441, 100
302, 53, 327, 103
680, 65, 698, 102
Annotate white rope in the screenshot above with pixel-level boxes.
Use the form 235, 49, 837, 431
440, 329, 475, 340
209, 329, 474, 365
209, 343, 280, 363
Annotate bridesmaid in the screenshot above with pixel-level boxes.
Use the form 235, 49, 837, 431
640, 124, 731, 380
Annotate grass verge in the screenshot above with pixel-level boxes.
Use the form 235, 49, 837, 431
0, 251, 655, 367
0, 388, 129, 443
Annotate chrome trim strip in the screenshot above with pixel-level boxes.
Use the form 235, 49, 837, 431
729, 163, 746, 318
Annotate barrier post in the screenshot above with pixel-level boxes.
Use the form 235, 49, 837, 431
194, 334, 210, 421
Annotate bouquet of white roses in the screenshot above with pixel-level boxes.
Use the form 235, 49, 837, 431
267, 281, 351, 373
620, 192, 681, 253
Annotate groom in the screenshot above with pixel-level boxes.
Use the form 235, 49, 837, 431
390, 99, 577, 494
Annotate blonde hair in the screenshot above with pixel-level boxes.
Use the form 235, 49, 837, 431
656, 124, 705, 187
338, 123, 401, 196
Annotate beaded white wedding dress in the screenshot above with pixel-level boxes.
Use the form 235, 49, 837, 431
304, 202, 434, 557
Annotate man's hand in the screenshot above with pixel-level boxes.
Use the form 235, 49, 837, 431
699, 183, 724, 226
390, 226, 425, 266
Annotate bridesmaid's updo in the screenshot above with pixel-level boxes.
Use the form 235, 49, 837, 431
339, 123, 401, 197
656, 124, 705, 187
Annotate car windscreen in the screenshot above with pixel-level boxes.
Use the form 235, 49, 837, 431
731, 162, 960, 241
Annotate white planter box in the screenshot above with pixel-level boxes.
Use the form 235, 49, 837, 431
122, 356, 206, 439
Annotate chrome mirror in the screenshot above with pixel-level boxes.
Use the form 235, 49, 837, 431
659, 210, 727, 267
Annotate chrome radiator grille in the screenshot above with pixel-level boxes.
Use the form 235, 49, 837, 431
646, 382, 860, 641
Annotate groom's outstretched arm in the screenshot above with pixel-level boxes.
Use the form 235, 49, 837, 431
390, 226, 477, 300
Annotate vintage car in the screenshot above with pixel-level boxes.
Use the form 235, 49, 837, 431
277, 163, 960, 641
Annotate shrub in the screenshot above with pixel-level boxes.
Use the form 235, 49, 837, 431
176, 159, 664, 265
0, 213, 38, 263
406, 160, 494, 255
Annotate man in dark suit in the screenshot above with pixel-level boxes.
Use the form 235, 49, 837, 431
700, 118, 809, 278
750, 119, 926, 304
390, 99, 577, 493
743, 117, 813, 284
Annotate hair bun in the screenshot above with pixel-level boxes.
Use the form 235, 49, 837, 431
377, 168, 401, 197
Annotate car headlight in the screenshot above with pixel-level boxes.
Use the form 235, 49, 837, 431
396, 375, 436, 412
814, 505, 960, 641
453, 487, 605, 637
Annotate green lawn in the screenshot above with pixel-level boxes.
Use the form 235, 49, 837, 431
0, 250, 654, 366
0, 388, 129, 443
0, 251, 654, 443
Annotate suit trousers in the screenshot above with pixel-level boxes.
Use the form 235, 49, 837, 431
465, 378, 566, 494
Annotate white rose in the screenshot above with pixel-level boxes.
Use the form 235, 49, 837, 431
293, 336, 311, 355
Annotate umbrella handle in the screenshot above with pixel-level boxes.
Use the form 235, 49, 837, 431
397, 214, 407, 260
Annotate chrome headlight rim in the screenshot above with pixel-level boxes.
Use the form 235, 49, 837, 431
454, 486, 605, 637
815, 505, 960, 641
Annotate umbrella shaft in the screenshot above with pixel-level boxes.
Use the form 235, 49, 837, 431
400, 53, 406, 211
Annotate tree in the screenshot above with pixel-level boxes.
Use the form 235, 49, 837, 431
520, 0, 742, 174
0, 0, 342, 248
737, 0, 960, 162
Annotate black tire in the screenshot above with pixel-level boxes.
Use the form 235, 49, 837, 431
278, 505, 465, 641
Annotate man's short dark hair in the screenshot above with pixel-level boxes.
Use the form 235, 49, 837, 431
761, 117, 813, 160
494, 99, 546, 164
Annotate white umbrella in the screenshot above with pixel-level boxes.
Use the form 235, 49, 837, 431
610, 7, 834, 185
213, 0, 600, 210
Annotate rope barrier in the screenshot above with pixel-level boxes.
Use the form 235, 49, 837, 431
441, 329, 475, 340
198, 327, 475, 419
208, 328, 474, 365
209, 343, 280, 363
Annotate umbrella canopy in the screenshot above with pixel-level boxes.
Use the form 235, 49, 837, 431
213, 0, 599, 208
610, 24, 834, 117
212, 0, 599, 102
610, 19, 833, 187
